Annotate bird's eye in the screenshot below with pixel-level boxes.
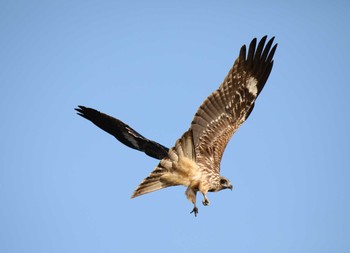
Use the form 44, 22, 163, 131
220, 178, 227, 185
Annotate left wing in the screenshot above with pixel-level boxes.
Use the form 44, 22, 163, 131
191, 36, 277, 173
75, 105, 169, 159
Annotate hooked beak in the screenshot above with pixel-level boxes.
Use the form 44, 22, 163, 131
228, 185, 233, 190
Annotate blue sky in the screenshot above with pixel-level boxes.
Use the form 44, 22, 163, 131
1, 0, 349, 252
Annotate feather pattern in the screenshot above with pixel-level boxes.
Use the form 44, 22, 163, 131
76, 36, 277, 216
132, 36, 277, 198
191, 36, 277, 174
131, 130, 196, 197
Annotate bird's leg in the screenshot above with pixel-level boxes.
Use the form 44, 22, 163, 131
202, 193, 210, 206
198, 184, 210, 206
185, 187, 199, 217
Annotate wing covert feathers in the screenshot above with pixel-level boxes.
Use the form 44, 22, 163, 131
191, 36, 277, 172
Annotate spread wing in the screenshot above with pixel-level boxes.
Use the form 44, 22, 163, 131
75, 105, 169, 159
191, 36, 277, 173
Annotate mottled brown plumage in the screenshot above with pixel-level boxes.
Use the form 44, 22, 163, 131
76, 36, 277, 216
131, 36, 277, 216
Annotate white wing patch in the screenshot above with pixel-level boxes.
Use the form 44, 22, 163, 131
246, 76, 258, 96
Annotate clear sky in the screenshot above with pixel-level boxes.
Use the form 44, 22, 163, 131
1, 0, 349, 252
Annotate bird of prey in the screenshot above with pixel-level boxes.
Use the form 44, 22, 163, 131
75, 36, 277, 216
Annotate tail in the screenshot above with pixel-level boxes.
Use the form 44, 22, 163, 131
131, 130, 195, 198
131, 158, 174, 198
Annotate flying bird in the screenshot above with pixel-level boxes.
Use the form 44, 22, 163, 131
75, 36, 277, 216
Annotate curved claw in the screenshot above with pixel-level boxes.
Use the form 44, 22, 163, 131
190, 206, 199, 217
202, 198, 210, 206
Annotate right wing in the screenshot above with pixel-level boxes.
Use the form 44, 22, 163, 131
191, 36, 277, 173
75, 105, 169, 160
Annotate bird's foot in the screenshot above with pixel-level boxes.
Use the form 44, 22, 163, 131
202, 197, 210, 206
190, 206, 199, 217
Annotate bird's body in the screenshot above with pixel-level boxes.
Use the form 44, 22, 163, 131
76, 36, 277, 216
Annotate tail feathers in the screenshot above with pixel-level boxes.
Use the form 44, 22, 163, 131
131, 131, 195, 198
131, 163, 174, 198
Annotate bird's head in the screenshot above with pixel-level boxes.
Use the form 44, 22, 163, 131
210, 176, 233, 192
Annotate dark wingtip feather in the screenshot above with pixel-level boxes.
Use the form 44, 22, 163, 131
247, 37, 257, 65
239, 44, 247, 62
74, 105, 86, 112
241, 36, 277, 95
266, 43, 278, 64
260, 37, 275, 64
74, 105, 89, 118
249, 36, 277, 69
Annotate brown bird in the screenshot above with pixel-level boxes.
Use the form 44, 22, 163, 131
75, 36, 277, 216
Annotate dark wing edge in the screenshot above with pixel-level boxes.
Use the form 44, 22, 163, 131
190, 36, 277, 171
244, 35, 277, 97
75, 105, 169, 160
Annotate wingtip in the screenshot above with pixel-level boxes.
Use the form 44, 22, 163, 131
239, 44, 247, 61
272, 42, 278, 50
240, 36, 276, 62
74, 105, 91, 116
264, 35, 274, 41
75, 105, 85, 110
251, 37, 258, 44
258, 36, 276, 49
74, 106, 84, 115
267, 36, 275, 47
74, 105, 90, 119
